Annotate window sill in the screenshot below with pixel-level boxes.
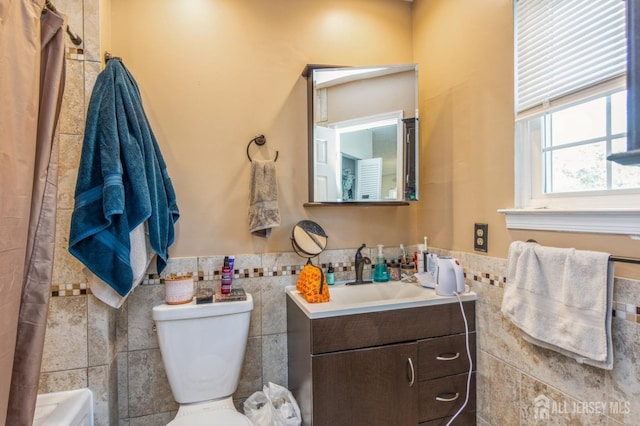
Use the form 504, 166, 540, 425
497, 208, 640, 236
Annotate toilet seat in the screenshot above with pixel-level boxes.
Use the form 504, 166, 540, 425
168, 408, 253, 426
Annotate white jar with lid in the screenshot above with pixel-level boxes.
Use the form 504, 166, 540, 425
164, 274, 194, 305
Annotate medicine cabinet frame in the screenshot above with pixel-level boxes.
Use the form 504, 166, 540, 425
302, 64, 419, 207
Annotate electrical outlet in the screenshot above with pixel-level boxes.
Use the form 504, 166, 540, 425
474, 223, 488, 252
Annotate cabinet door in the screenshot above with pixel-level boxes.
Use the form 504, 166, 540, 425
312, 342, 418, 426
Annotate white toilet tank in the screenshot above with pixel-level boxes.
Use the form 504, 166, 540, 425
152, 294, 253, 404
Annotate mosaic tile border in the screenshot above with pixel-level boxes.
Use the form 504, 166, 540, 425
613, 301, 640, 322
463, 268, 507, 288
52, 283, 89, 297
65, 47, 85, 61
143, 261, 357, 284
50, 261, 640, 324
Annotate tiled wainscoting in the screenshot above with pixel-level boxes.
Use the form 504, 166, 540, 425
41, 246, 640, 425
41, 246, 382, 425
448, 249, 640, 426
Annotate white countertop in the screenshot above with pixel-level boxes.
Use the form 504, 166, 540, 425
286, 281, 477, 319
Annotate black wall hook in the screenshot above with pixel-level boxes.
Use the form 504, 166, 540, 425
247, 134, 278, 162
104, 51, 122, 64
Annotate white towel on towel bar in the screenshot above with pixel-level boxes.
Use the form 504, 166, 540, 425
501, 241, 614, 370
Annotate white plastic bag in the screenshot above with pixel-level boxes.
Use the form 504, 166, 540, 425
265, 382, 301, 426
244, 389, 276, 426
244, 382, 301, 426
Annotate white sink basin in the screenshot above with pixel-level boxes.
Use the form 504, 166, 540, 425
329, 282, 427, 305
286, 281, 476, 319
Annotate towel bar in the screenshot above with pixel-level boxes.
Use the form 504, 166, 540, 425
525, 239, 640, 265
609, 256, 640, 265
247, 134, 278, 162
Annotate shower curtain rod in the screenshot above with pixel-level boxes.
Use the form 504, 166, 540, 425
44, 0, 82, 46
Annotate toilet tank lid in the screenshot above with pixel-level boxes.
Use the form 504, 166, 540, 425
153, 293, 253, 321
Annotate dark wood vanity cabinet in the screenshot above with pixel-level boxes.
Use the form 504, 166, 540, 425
312, 342, 419, 425
286, 296, 477, 426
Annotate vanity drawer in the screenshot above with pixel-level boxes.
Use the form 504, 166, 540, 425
418, 333, 476, 381
418, 372, 476, 423
310, 301, 475, 354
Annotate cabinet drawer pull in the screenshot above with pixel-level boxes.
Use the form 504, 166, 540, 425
436, 392, 460, 402
407, 357, 415, 387
436, 352, 460, 361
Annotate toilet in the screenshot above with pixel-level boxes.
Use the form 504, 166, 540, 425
152, 293, 254, 425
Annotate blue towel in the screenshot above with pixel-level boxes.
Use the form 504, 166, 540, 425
69, 58, 179, 296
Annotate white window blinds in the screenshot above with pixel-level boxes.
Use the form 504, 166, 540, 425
516, 0, 627, 113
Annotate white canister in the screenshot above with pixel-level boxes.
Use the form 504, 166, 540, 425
164, 274, 194, 305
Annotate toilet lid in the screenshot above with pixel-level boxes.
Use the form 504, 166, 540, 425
168, 409, 253, 426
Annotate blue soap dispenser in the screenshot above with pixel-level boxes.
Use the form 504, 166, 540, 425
373, 244, 390, 282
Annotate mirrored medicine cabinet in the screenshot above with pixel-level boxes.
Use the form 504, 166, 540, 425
303, 64, 419, 206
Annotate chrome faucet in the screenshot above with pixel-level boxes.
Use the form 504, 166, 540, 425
346, 243, 372, 285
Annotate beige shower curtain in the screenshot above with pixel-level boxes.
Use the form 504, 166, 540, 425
0, 0, 66, 424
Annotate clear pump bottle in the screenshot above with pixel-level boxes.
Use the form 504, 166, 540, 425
373, 244, 390, 282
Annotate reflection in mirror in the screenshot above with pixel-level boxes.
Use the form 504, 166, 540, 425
305, 64, 418, 204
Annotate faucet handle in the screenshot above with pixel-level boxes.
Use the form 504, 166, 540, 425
356, 243, 366, 260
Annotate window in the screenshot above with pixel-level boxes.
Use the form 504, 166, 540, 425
516, 86, 640, 208
503, 0, 640, 235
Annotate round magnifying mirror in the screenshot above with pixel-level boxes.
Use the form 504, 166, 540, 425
291, 220, 328, 257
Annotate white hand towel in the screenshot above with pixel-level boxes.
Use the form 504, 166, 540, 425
248, 159, 280, 238
501, 241, 614, 369
86, 222, 154, 308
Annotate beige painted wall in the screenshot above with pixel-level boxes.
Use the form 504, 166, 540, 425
413, 0, 515, 258
413, 0, 640, 280
99, 0, 111, 56
109, 0, 639, 279
109, 0, 418, 257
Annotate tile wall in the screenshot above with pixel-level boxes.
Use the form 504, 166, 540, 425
43, 245, 377, 425
43, 243, 640, 425
39, 1, 118, 424
445, 249, 640, 426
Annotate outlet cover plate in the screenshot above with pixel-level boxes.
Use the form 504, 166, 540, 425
474, 223, 488, 252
